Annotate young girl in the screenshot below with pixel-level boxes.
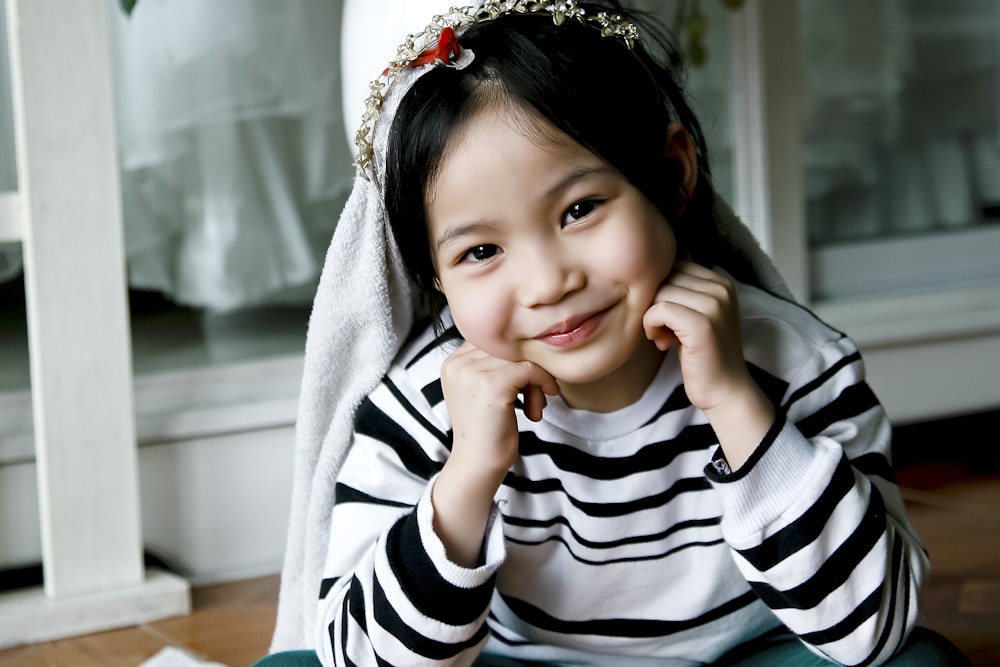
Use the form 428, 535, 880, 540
266, 2, 969, 665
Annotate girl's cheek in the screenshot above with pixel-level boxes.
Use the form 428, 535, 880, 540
453, 302, 515, 354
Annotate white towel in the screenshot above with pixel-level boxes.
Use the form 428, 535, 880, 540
269, 53, 423, 651
269, 5, 792, 653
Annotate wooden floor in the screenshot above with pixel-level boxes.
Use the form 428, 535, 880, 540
1, 461, 998, 667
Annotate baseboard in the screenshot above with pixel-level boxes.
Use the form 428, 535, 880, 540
0, 567, 190, 649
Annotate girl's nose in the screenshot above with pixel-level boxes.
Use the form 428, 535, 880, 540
516, 247, 585, 307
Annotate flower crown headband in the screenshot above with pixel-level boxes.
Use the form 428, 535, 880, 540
354, 0, 641, 180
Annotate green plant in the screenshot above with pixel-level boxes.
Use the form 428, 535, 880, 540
673, 0, 745, 67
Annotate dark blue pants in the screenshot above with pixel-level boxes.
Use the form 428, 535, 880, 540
252, 627, 971, 666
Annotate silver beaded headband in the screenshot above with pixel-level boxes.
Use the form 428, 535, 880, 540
354, 0, 641, 180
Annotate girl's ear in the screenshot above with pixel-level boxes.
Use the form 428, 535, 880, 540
433, 276, 443, 292
665, 122, 698, 203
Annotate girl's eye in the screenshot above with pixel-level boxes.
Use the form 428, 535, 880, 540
564, 199, 599, 225
460, 244, 501, 264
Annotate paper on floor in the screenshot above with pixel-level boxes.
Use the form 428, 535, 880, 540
139, 646, 229, 667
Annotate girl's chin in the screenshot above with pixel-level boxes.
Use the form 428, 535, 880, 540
535, 351, 639, 387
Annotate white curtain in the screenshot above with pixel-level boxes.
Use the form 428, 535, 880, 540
110, 0, 354, 311
1, 0, 359, 311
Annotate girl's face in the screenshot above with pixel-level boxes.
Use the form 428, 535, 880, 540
427, 105, 678, 411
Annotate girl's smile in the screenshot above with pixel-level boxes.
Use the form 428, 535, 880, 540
533, 305, 611, 348
427, 103, 678, 411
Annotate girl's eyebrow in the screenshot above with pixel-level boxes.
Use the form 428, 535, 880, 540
434, 222, 496, 252
543, 164, 616, 199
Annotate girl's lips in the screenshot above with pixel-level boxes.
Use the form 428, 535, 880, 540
536, 308, 609, 348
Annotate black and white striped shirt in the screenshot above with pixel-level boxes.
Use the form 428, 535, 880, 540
316, 278, 929, 667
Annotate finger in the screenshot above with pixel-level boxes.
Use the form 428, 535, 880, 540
643, 302, 683, 350
517, 360, 561, 397
448, 341, 500, 364
522, 384, 548, 422
643, 299, 709, 348
666, 269, 734, 308
646, 326, 680, 351
653, 271, 735, 328
660, 266, 732, 297
669, 259, 726, 281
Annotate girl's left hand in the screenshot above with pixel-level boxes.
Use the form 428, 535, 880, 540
643, 261, 775, 471
642, 261, 751, 413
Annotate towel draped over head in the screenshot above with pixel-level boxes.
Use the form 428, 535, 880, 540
269, 1, 791, 651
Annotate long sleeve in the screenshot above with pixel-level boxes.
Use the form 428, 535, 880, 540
314, 372, 506, 667
707, 325, 929, 666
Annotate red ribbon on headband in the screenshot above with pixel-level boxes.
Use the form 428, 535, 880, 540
410, 26, 463, 68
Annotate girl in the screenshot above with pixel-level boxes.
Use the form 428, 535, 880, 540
266, 1, 969, 665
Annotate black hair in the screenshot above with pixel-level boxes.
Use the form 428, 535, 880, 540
385, 1, 725, 319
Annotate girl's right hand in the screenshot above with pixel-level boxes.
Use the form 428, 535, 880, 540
440, 342, 559, 484
431, 342, 559, 566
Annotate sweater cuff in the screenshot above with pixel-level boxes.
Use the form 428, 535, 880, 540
705, 413, 841, 542
417, 475, 506, 588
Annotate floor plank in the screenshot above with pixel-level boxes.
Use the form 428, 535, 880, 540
0, 624, 171, 667
0, 576, 278, 667
898, 462, 1000, 666
141, 576, 279, 667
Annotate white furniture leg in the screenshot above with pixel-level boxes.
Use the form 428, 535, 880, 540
0, 0, 189, 648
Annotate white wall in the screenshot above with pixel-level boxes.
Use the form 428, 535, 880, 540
139, 426, 295, 585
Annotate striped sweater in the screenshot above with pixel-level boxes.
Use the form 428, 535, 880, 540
315, 277, 929, 667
